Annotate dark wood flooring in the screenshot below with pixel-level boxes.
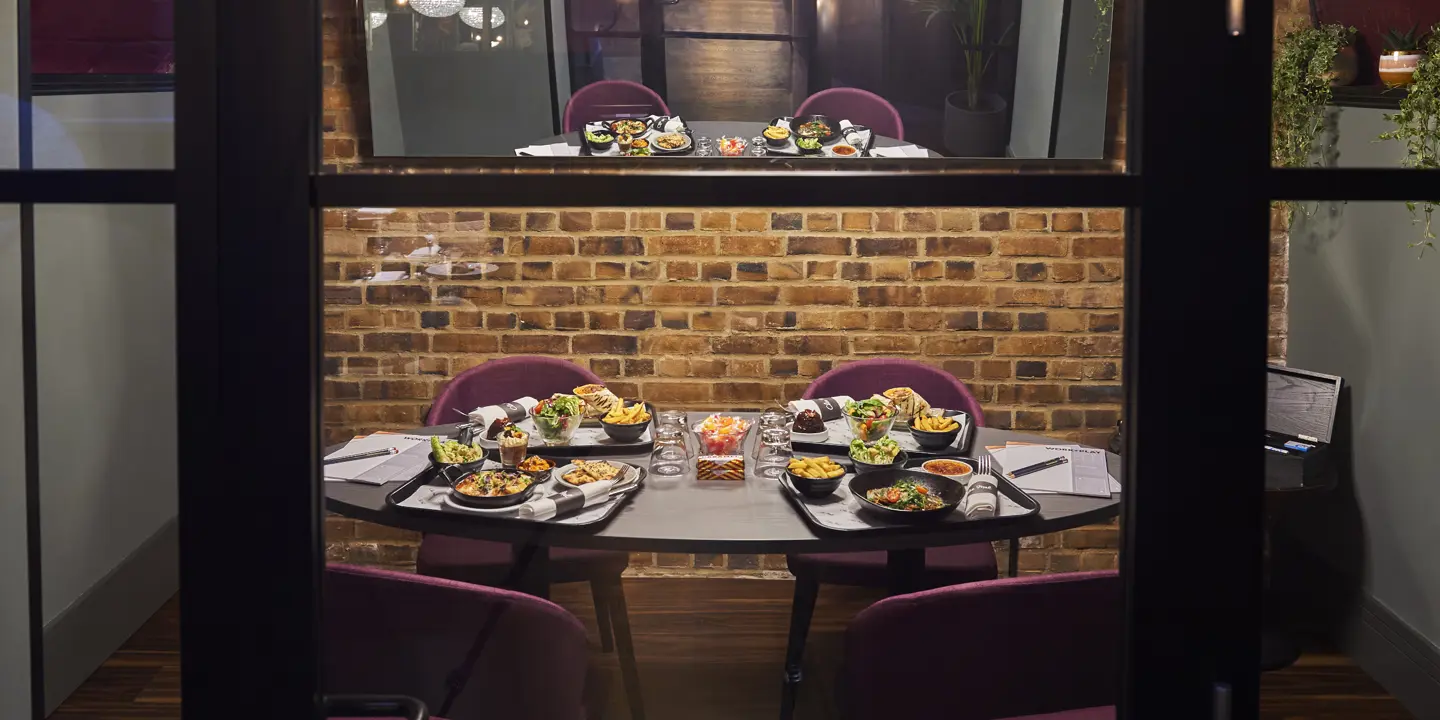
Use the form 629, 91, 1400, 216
51, 579, 1414, 720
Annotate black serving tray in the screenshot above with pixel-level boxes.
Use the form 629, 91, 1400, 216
791, 410, 975, 459
385, 463, 645, 527
778, 456, 1039, 535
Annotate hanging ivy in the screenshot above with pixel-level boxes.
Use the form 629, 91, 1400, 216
1379, 25, 1440, 254
1272, 23, 1352, 222
1089, 0, 1114, 73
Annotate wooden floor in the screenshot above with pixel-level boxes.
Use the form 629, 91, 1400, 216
51, 579, 1413, 720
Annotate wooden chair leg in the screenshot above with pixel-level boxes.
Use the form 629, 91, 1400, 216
780, 576, 820, 720
591, 578, 616, 653
599, 577, 645, 720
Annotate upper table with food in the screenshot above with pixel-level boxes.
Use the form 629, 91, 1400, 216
519, 118, 939, 159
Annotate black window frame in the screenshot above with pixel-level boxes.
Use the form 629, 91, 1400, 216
3, 0, 1430, 717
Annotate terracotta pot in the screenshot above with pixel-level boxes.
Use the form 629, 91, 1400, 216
1379, 51, 1423, 88
1327, 46, 1358, 87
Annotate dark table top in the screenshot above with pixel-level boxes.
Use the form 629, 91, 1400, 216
325, 419, 1121, 553
532, 120, 940, 158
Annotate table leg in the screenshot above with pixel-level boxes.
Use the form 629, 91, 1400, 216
886, 549, 925, 596
1008, 537, 1020, 577
507, 541, 551, 600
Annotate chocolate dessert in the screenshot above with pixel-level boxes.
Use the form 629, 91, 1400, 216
793, 409, 825, 434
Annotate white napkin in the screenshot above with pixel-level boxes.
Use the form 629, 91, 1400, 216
839, 119, 873, 149
963, 478, 998, 517
775, 117, 793, 131
785, 396, 854, 422
517, 479, 613, 520
663, 115, 688, 132
369, 270, 408, 282
870, 145, 931, 158
515, 143, 581, 157
466, 397, 537, 429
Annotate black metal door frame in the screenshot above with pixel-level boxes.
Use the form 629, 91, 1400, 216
10, 0, 1440, 717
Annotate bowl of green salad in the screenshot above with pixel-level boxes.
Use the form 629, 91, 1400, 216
585, 129, 615, 152
532, 394, 585, 446
795, 136, 823, 154
849, 437, 907, 474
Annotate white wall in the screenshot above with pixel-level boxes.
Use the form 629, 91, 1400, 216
1008, 0, 1063, 158
1287, 107, 1440, 654
0, 0, 35, 715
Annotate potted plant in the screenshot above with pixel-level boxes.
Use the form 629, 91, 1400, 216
1272, 23, 1353, 218
1379, 24, 1440, 253
909, 0, 1014, 157
1379, 24, 1425, 88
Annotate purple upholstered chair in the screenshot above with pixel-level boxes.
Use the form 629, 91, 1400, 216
782, 359, 995, 713
794, 88, 904, 141
324, 564, 589, 720
419, 357, 642, 718
563, 80, 670, 133
840, 571, 1121, 720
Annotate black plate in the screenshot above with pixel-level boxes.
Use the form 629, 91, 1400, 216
448, 470, 538, 509
848, 468, 965, 523
790, 114, 840, 144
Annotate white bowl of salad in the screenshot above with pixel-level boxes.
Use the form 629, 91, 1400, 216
532, 395, 585, 445
844, 398, 897, 443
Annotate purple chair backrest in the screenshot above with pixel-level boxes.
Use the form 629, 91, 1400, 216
802, 358, 985, 427
426, 356, 603, 426
323, 564, 589, 720
563, 80, 671, 133
841, 571, 1121, 720
795, 88, 904, 141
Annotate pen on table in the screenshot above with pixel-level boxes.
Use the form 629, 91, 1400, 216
324, 447, 398, 465
1264, 445, 1291, 455
1006, 456, 1069, 479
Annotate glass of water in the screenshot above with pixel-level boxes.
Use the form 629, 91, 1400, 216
754, 426, 793, 480
649, 425, 692, 479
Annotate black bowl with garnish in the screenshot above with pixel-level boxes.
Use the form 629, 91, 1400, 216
791, 114, 839, 143
448, 469, 537, 509
848, 469, 964, 523
599, 399, 655, 443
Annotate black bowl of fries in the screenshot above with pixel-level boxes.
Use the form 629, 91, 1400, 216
599, 399, 654, 443
785, 455, 851, 498
909, 411, 962, 451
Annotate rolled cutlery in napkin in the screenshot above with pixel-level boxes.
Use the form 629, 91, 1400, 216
785, 396, 854, 421
963, 478, 998, 519
838, 119, 872, 149
518, 480, 613, 521
467, 397, 537, 428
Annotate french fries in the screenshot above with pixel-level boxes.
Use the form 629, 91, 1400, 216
912, 414, 959, 433
786, 456, 846, 479
603, 401, 651, 425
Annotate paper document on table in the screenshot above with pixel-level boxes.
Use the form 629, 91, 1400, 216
1000, 443, 1074, 493
986, 444, 1120, 496
515, 143, 580, 157
870, 145, 931, 158
324, 434, 431, 484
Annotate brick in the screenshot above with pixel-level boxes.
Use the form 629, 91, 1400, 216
719, 286, 781, 305
432, 334, 501, 353
711, 336, 779, 354
630, 261, 661, 280
979, 360, 1011, 379
995, 288, 1066, 307
787, 236, 852, 255
1088, 209, 1123, 231
1070, 337, 1124, 357
665, 212, 695, 230
631, 211, 661, 230
714, 382, 783, 403
1067, 288, 1125, 308
648, 285, 714, 305
572, 334, 639, 354
720, 235, 783, 256
979, 212, 1011, 231
326, 333, 360, 352
1016, 262, 1047, 282
842, 212, 874, 231
906, 311, 944, 330
944, 261, 977, 281
772, 212, 804, 230
642, 335, 710, 354
556, 261, 593, 280
1052, 263, 1086, 282
784, 336, 845, 355
735, 212, 768, 232
840, 262, 872, 281
559, 211, 593, 231
857, 237, 918, 257
946, 311, 980, 330
660, 311, 689, 330
691, 311, 727, 331
1089, 262, 1123, 282
924, 286, 989, 306
806, 212, 838, 231
596, 211, 627, 230
521, 261, 554, 280
922, 336, 995, 355
1051, 409, 1084, 429
998, 236, 1068, 257
577, 285, 642, 305
644, 382, 713, 403
453, 211, 487, 230
870, 311, 905, 330
782, 286, 853, 305
1067, 385, 1123, 403
1065, 528, 1120, 549
982, 311, 1014, 330
666, 261, 698, 280
1072, 236, 1124, 258
500, 335, 570, 354
1083, 361, 1119, 381
857, 286, 923, 307
911, 261, 944, 280
874, 211, 898, 231
504, 286, 575, 307
364, 332, 427, 352
939, 210, 975, 232
1015, 411, 1047, 430
700, 211, 733, 231
554, 311, 586, 330
701, 262, 732, 281
806, 261, 837, 280
578, 236, 644, 255
852, 335, 920, 354
736, 262, 768, 281
649, 235, 715, 255
623, 310, 657, 330
1086, 409, 1121, 428
1052, 212, 1085, 232
1089, 313, 1122, 332
769, 262, 804, 280
489, 211, 522, 231
366, 285, 431, 304
995, 336, 1068, 356
925, 236, 993, 257
420, 311, 449, 329
902, 211, 937, 232
525, 212, 557, 231
1014, 212, 1048, 230
1016, 360, 1048, 378
1018, 312, 1048, 331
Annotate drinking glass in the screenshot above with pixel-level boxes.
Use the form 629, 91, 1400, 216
754, 408, 793, 461
649, 425, 692, 478
754, 426, 792, 479
657, 410, 695, 458
695, 136, 712, 156
750, 136, 766, 156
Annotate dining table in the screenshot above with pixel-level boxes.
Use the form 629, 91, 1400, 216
524, 120, 941, 158
325, 414, 1122, 598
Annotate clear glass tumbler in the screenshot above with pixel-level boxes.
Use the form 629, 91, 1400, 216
754, 426, 792, 480
649, 425, 692, 478
754, 408, 793, 460
656, 410, 695, 458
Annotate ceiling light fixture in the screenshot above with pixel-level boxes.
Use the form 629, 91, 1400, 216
459, 6, 505, 29
409, 0, 463, 17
